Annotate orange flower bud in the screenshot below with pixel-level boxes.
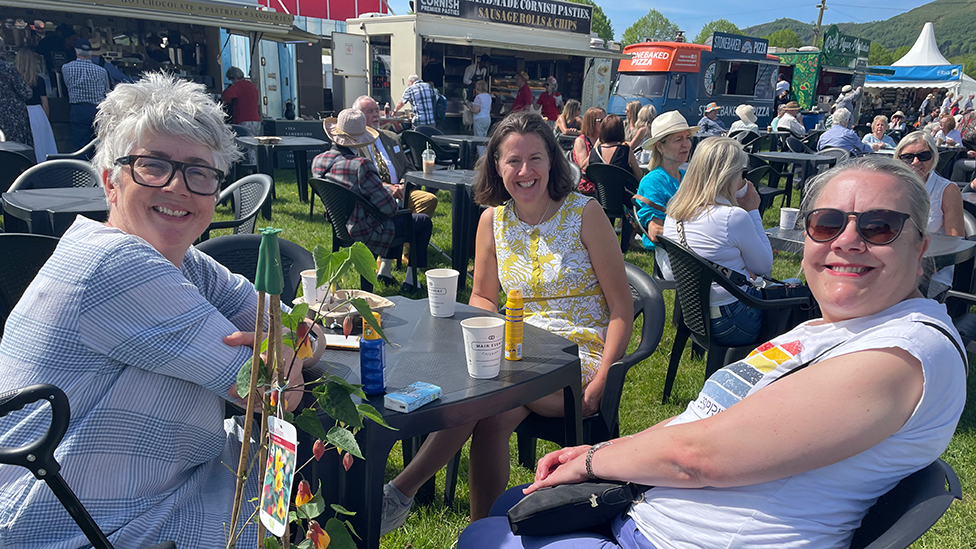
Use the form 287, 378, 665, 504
313, 439, 326, 461
295, 479, 313, 507
342, 452, 353, 472
309, 520, 331, 549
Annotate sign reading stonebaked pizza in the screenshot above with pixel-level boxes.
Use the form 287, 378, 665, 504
416, 0, 592, 35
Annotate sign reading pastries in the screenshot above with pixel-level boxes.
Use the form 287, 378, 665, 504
93, 0, 294, 27
416, 0, 592, 35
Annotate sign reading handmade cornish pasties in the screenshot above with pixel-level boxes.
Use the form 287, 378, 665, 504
416, 0, 592, 35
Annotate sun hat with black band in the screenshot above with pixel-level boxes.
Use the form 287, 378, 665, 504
783, 101, 801, 112
642, 111, 700, 150
323, 108, 378, 148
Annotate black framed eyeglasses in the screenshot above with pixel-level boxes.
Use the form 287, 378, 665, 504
115, 155, 224, 196
804, 208, 922, 246
897, 150, 933, 163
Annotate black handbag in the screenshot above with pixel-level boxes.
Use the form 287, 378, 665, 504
507, 481, 650, 537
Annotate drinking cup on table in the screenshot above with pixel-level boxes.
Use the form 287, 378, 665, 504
426, 268, 460, 317
780, 207, 800, 230
422, 148, 436, 175
460, 317, 505, 379
301, 269, 326, 304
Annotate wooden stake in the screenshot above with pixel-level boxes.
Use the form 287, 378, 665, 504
256, 295, 283, 549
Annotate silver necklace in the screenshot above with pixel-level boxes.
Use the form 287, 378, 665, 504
513, 197, 553, 230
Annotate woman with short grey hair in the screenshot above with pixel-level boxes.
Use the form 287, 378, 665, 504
0, 72, 323, 548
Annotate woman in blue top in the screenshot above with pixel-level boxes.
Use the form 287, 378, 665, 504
862, 115, 897, 149
635, 111, 698, 254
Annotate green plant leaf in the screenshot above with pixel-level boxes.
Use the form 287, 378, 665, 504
321, 373, 367, 400
295, 408, 330, 441
343, 519, 361, 540
348, 241, 378, 287
283, 303, 310, 334
348, 298, 388, 343
356, 403, 396, 430
236, 356, 267, 398
288, 510, 299, 523
312, 245, 333, 288
295, 540, 314, 549
317, 383, 364, 428
325, 517, 358, 549
299, 492, 326, 519
326, 425, 363, 459
281, 332, 297, 349
329, 251, 350, 287
330, 503, 356, 516
264, 537, 282, 549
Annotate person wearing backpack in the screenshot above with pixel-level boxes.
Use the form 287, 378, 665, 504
394, 74, 436, 126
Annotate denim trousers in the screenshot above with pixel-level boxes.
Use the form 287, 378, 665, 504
710, 287, 763, 347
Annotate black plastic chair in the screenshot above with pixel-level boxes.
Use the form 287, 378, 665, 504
586, 163, 640, 253
0, 233, 59, 336
46, 139, 98, 162
0, 384, 176, 549
786, 135, 815, 155
228, 125, 259, 182
849, 459, 962, 549
307, 177, 418, 292
747, 155, 794, 212
656, 236, 813, 403
0, 150, 36, 193
195, 233, 314, 304
729, 130, 763, 153
400, 130, 459, 169
816, 146, 851, 166
515, 262, 667, 467
413, 125, 444, 137
9, 160, 102, 191
198, 174, 273, 242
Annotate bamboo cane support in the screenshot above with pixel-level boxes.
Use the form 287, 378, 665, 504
256, 296, 283, 548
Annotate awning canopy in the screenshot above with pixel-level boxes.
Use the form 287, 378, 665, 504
421, 34, 630, 60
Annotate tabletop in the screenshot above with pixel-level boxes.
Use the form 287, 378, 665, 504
235, 136, 329, 150
754, 151, 835, 164
2, 187, 109, 236
432, 134, 491, 145
0, 141, 34, 155
404, 168, 478, 188
305, 296, 582, 549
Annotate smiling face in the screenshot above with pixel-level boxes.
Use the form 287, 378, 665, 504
656, 130, 692, 164
802, 170, 927, 323
496, 131, 551, 209
103, 133, 218, 266
899, 140, 934, 180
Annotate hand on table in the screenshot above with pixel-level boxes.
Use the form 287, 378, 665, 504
967, 150, 976, 158
224, 331, 304, 412
523, 444, 591, 495
871, 142, 883, 151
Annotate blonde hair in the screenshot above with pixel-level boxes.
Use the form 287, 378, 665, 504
475, 80, 489, 94
626, 101, 641, 126
15, 48, 39, 88
648, 130, 690, 172
666, 137, 747, 221
636, 104, 656, 130
560, 99, 580, 125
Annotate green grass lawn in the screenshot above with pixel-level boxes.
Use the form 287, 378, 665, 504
218, 171, 976, 549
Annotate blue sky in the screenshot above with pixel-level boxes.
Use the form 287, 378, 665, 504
385, 0, 934, 42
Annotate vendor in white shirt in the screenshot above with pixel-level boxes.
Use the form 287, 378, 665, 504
661, 137, 772, 346
778, 101, 807, 136
463, 54, 492, 95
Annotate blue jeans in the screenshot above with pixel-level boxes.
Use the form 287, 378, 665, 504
710, 287, 762, 347
69, 102, 97, 151
457, 485, 659, 549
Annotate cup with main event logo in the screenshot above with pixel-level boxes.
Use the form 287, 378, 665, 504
460, 317, 505, 379
426, 268, 460, 317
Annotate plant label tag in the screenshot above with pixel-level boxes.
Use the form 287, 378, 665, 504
259, 416, 298, 537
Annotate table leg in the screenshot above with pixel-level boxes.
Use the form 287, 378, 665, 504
257, 145, 275, 220
294, 150, 310, 204
561, 359, 583, 446
451, 186, 476, 293
342, 428, 398, 549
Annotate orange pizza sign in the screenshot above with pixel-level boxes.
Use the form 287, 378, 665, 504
619, 43, 704, 73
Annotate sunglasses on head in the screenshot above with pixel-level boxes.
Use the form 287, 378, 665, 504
804, 208, 922, 245
897, 150, 933, 163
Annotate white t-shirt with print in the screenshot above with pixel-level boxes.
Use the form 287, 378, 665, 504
629, 298, 966, 549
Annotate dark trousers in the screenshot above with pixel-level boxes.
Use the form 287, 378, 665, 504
386, 214, 432, 268
70, 102, 97, 151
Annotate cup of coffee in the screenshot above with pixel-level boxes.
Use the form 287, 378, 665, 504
301, 269, 326, 304
426, 268, 459, 317
460, 317, 505, 379
780, 207, 800, 230
422, 148, 436, 175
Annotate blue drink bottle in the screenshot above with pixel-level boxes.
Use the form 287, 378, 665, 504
360, 312, 386, 395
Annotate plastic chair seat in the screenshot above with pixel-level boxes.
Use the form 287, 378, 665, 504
9, 159, 102, 192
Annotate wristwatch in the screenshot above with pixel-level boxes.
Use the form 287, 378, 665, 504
585, 441, 612, 480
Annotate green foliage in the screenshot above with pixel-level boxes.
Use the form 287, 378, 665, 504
764, 28, 803, 49
236, 356, 267, 398
949, 54, 976, 80
694, 19, 742, 45
264, 538, 281, 549
295, 408, 329, 441
327, 425, 363, 459
324, 517, 357, 549
622, 9, 678, 46
747, 18, 813, 45
869, 42, 895, 66
565, 0, 613, 43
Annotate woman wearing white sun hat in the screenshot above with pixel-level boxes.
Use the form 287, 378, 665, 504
729, 104, 759, 135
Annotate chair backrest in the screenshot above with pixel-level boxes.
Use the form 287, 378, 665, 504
817, 147, 851, 165
223, 174, 273, 236
0, 234, 60, 336
9, 160, 102, 192
656, 236, 715, 344
401, 130, 455, 166
308, 176, 392, 247
0, 150, 37, 193
413, 125, 444, 137
230, 124, 254, 137
730, 130, 761, 149
568, 161, 582, 187
849, 459, 961, 549
964, 210, 976, 239
586, 163, 639, 219
195, 234, 314, 304
45, 139, 98, 162
786, 136, 814, 154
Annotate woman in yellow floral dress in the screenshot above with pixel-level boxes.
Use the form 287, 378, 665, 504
381, 112, 633, 533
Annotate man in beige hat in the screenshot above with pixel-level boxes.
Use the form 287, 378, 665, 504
778, 101, 807, 136
634, 111, 699, 250
890, 111, 907, 132
312, 108, 433, 292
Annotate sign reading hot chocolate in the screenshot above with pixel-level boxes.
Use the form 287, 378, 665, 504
416, 0, 592, 35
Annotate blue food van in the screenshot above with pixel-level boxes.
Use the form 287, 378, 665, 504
608, 33, 781, 128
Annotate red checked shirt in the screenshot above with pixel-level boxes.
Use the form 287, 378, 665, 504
312, 147, 398, 255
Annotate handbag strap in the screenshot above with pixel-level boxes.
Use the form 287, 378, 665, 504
675, 221, 750, 287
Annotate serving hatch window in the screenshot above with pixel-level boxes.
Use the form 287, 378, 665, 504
717, 61, 759, 97
611, 73, 668, 98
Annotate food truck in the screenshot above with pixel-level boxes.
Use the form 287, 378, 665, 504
339, 0, 628, 130
607, 32, 780, 128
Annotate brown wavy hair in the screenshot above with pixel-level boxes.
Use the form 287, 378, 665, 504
473, 112, 575, 207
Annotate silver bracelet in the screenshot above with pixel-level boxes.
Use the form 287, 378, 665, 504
585, 441, 612, 480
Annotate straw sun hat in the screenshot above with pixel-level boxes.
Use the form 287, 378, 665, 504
642, 111, 700, 150
736, 104, 757, 124
323, 109, 378, 148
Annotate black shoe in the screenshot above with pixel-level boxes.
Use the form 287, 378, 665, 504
400, 282, 423, 295
377, 274, 397, 286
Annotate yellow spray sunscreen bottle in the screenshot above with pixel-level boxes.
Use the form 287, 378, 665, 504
505, 288, 523, 360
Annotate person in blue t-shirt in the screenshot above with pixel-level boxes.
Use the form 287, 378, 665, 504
635, 111, 699, 251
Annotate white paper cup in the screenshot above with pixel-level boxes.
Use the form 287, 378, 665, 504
460, 317, 505, 379
780, 207, 800, 230
301, 269, 326, 304
426, 268, 459, 317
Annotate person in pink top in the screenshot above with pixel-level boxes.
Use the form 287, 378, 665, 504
512, 71, 533, 112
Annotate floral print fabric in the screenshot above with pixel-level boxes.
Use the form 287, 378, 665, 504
493, 192, 609, 385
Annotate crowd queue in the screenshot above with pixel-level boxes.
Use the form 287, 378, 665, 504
0, 62, 970, 549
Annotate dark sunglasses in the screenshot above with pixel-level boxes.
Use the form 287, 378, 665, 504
897, 150, 933, 163
805, 208, 922, 245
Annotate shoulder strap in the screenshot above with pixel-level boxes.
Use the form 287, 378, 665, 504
919, 320, 968, 375
675, 221, 751, 287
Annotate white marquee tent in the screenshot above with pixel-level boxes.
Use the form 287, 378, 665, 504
866, 22, 976, 99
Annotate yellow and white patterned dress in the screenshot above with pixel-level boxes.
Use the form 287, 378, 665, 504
494, 192, 610, 386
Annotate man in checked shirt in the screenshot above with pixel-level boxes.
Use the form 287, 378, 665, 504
61, 38, 110, 150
